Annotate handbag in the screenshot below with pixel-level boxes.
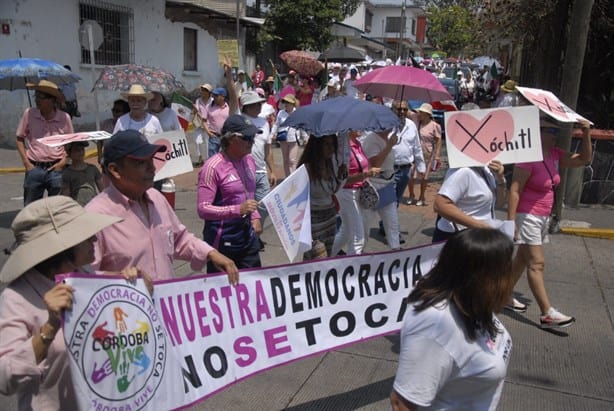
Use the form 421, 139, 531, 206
375, 182, 396, 210
352, 147, 379, 209
276, 130, 288, 141
358, 179, 379, 209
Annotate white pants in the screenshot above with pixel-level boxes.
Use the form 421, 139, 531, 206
363, 200, 400, 250
191, 127, 208, 159
332, 188, 369, 255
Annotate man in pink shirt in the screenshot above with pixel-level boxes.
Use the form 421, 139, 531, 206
86, 130, 239, 283
15, 80, 74, 205
205, 87, 230, 158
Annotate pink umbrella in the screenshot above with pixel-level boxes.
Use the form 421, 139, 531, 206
354, 66, 452, 102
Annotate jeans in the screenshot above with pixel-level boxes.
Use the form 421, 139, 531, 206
208, 136, 221, 159
254, 172, 271, 225
23, 166, 62, 206
394, 165, 412, 204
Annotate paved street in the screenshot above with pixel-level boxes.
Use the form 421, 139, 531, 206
1, 144, 613, 410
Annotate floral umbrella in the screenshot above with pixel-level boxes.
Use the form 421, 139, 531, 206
92, 64, 184, 93
280, 50, 324, 77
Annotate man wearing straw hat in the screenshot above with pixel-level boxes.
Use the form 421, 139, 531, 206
16, 79, 74, 206
87, 130, 240, 284
113, 84, 163, 138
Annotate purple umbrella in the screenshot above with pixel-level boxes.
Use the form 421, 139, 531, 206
354, 65, 452, 102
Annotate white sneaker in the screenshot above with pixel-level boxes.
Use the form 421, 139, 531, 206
539, 307, 575, 329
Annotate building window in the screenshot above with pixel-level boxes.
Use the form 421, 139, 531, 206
411, 19, 416, 35
79, 0, 134, 65
365, 10, 373, 33
184, 28, 197, 71
385, 16, 406, 33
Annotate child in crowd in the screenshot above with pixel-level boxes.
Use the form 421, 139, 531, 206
61, 141, 103, 206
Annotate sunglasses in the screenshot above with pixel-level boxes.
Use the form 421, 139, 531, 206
34, 93, 53, 100
233, 133, 255, 142
396, 107, 409, 112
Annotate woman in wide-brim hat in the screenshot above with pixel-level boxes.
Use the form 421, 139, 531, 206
408, 103, 442, 206
0, 196, 149, 410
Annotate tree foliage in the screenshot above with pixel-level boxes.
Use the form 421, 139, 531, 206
259, 0, 360, 52
425, 4, 480, 56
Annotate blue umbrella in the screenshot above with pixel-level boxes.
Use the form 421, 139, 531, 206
282, 96, 401, 137
0, 58, 81, 90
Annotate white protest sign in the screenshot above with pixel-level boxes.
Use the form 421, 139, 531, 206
261, 164, 312, 262
61, 243, 443, 410
147, 130, 193, 181
516, 86, 592, 124
444, 105, 542, 168
39, 130, 112, 147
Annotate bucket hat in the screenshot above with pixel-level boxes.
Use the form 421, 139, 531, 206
417, 103, 434, 117
0, 196, 121, 283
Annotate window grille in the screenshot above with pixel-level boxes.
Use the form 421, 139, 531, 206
385, 16, 406, 34
79, 0, 134, 65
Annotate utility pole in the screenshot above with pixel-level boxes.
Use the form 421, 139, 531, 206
398, 0, 407, 61
554, 0, 594, 219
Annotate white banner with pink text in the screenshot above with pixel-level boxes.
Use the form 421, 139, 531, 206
60, 243, 443, 410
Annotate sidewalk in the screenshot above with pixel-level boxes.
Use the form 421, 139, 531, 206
1, 145, 613, 410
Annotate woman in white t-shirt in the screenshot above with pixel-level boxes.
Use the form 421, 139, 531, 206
432, 160, 507, 242
391, 228, 514, 411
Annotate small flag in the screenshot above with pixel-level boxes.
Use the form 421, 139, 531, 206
171, 93, 194, 131
273, 73, 283, 95
260, 165, 312, 262
245, 73, 254, 90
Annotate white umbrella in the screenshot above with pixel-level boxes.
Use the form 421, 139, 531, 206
472, 56, 502, 69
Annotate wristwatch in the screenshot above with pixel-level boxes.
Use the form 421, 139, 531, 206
39, 325, 57, 344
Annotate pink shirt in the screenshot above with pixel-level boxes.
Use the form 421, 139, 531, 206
418, 120, 441, 159
206, 102, 229, 135
86, 183, 214, 280
516, 147, 563, 216
346, 139, 369, 189
16, 108, 73, 162
0, 271, 76, 410
197, 152, 260, 222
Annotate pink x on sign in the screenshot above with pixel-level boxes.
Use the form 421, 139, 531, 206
446, 110, 515, 164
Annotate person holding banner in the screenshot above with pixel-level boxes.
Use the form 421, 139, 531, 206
198, 115, 262, 270
87, 130, 240, 284
298, 135, 346, 260
0, 196, 147, 411
391, 228, 514, 411
507, 119, 592, 329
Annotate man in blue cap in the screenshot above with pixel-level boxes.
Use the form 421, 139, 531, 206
86, 129, 239, 284
202, 87, 230, 158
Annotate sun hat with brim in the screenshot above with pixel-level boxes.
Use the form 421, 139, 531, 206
240, 90, 266, 107
26, 79, 65, 103
417, 103, 434, 117
0, 196, 122, 283
282, 94, 297, 105
103, 129, 166, 164
199, 83, 213, 92
500, 80, 517, 93
121, 84, 154, 101
265, 76, 275, 83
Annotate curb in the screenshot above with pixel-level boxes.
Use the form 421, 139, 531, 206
0, 148, 99, 174
560, 227, 614, 240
